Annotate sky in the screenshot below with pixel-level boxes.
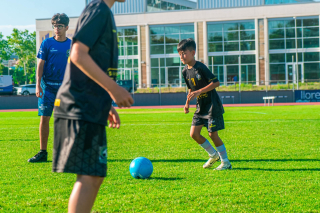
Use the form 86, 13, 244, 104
0, 0, 85, 38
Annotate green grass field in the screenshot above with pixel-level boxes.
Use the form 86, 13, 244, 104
0, 105, 319, 212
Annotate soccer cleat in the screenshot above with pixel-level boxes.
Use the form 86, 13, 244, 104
28, 151, 48, 163
214, 161, 232, 171
203, 152, 220, 169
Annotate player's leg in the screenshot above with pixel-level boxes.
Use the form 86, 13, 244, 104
207, 115, 232, 170
53, 118, 107, 212
28, 117, 50, 162
28, 89, 55, 162
191, 116, 219, 168
68, 175, 104, 213
40, 116, 51, 150
208, 131, 223, 147
190, 125, 206, 144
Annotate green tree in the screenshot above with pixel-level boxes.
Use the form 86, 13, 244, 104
7, 29, 36, 85
0, 32, 11, 75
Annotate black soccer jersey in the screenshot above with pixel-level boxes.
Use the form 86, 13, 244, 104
54, 0, 118, 126
182, 61, 224, 118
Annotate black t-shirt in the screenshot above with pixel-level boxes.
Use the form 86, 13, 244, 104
182, 61, 224, 118
54, 0, 118, 126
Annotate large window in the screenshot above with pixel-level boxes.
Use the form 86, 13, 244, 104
208, 21, 255, 53
266, 0, 312, 5
150, 24, 194, 87
269, 17, 320, 50
208, 55, 256, 85
269, 52, 320, 83
150, 57, 185, 87
150, 25, 194, 55
118, 28, 138, 56
268, 17, 320, 83
147, 0, 193, 12
117, 59, 139, 83
117, 27, 139, 83
207, 21, 256, 85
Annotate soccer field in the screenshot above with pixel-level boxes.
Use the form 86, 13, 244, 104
0, 105, 319, 212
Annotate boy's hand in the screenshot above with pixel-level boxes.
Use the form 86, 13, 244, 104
110, 86, 134, 108
184, 105, 189, 114
187, 91, 201, 101
108, 107, 120, 129
36, 85, 43, 98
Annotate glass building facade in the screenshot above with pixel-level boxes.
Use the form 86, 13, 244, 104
78, 0, 320, 87
207, 21, 256, 85
265, 0, 314, 5
117, 27, 139, 83
86, 0, 318, 14
147, 0, 194, 12
269, 16, 320, 83
150, 24, 194, 87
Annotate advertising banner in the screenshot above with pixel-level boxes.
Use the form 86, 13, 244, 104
295, 90, 320, 102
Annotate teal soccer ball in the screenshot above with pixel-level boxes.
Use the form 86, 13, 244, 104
129, 157, 153, 179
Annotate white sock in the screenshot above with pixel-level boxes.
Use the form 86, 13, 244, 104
199, 139, 216, 156
216, 144, 229, 163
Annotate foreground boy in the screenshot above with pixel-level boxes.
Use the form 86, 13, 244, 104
53, 0, 133, 212
178, 38, 232, 171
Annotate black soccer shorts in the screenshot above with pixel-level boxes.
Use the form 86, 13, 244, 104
191, 114, 225, 132
53, 118, 107, 177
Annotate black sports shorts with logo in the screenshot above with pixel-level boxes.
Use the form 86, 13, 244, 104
53, 118, 107, 177
191, 114, 225, 133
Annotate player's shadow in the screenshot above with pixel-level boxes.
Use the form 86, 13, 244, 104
109, 159, 320, 165
233, 168, 320, 171
149, 177, 183, 181
29, 160, 52, 163
226, 119, 319, 122
232, 159, 320, 162
152, 159, 205, 162
232, 159, 320, 171
109, 159, 205, 162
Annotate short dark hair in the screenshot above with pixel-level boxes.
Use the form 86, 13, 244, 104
51, 13, 69, 26
177, 38, 196, 52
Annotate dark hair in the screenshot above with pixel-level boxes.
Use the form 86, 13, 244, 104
177, 38, 196, 52
51, 13, 69, 26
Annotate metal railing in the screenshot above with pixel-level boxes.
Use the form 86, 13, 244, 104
133, 79, 320, 94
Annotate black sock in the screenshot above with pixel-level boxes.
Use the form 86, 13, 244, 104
40, 150, 47, 153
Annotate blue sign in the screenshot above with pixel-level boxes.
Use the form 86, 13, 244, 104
295, 90, 320, 102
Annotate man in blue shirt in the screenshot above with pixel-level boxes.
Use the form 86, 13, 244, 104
28, 13, 71, 162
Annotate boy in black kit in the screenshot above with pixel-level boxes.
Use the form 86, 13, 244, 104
178, 39, 232, 171
52, 0, 133, 212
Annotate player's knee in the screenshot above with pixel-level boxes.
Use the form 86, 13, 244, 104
190, 131, 200, 140
91, 177, 104, 188
209, 131, 219, 139
41, 116, 51, 124
78, 175, 104, 188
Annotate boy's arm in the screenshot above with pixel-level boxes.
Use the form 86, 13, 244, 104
185, 89, 192, 106
187, 81, 220, 101
71, 41, 134, 108
187, 65, 220, 101
36, 59, 45, 98
184, 89, 192, 114
183, 71, 191, 113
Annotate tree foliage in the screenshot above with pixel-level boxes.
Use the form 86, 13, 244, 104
7, 29, 36, 85
0, 29, 36, 85
0, 32, 11, 75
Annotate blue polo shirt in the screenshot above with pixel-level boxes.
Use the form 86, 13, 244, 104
37, 37, 71, 91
